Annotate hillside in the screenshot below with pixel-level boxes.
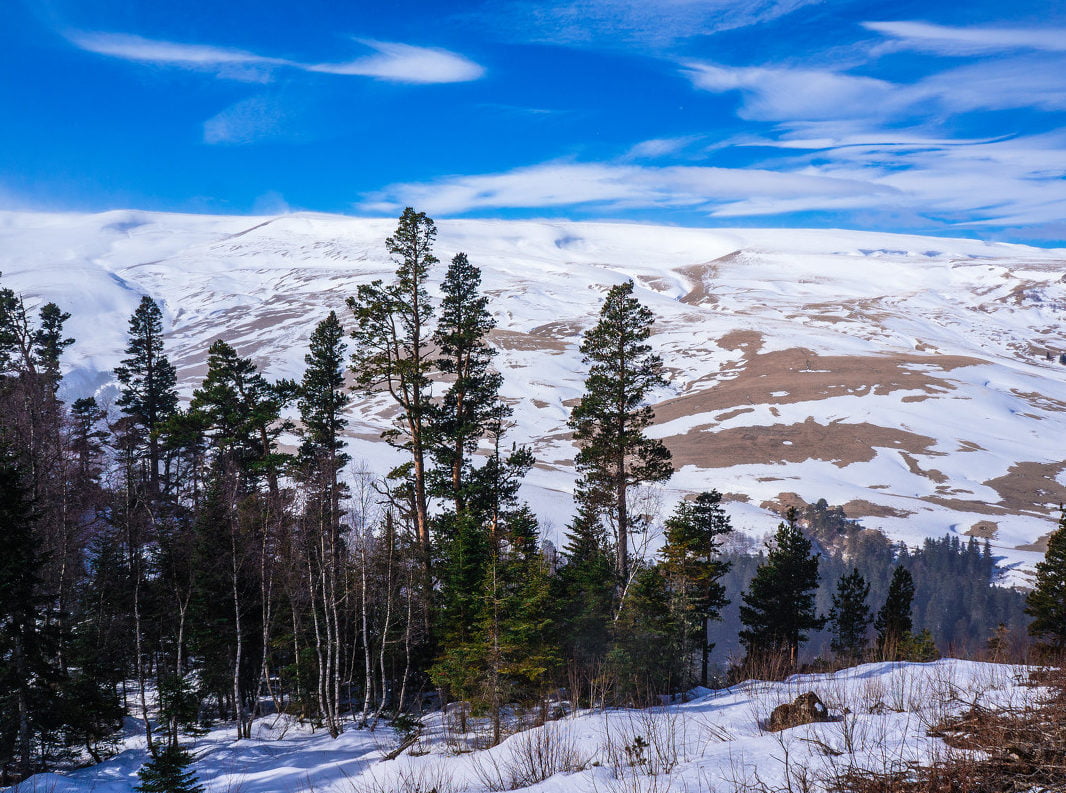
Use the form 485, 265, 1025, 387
3, 209, 1066, 572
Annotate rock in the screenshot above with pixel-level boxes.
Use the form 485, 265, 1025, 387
768, 691, 831, 731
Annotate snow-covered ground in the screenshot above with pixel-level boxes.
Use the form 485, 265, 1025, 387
6, 659, 1038, 793
3, 210, 1066, 573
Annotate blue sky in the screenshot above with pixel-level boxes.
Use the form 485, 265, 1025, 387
4, 0, 1066, 244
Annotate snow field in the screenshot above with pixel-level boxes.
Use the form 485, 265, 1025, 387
7, 660, 1039, 793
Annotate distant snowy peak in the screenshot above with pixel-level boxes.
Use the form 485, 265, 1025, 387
4, 209, 1066, 573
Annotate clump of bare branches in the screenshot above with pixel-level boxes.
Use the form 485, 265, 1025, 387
830, 665, 1066, 793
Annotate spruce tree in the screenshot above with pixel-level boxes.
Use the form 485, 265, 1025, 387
431, 252, 502, 512
738, 508, 823, 668
553, 502, 615, 689
609, 564, 682, 703
135, 743, 203, 793
660, 491, 732, 686
0, 445, 58, 779
114, 296, 178, 493
568, 280, 672, 585
348, 208, 437, 556
1025, 510, 1066, 654
875, 564, 915, 660
828, 567, 871, 662
31, 303, 73, 393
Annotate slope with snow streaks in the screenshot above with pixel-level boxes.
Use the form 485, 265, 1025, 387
3, 210, 1066, 572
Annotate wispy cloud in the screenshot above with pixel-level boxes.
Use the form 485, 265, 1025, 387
683, 63, 894, 121
308, 40, 483, 83
483, 0, 826, 48
361, 161, 895, 215
864, 20, 1066, 55
68, 31, 484, 84
683, 54, 1066, 120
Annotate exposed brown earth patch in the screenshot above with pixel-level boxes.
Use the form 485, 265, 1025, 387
842, 499, 914, 519
983, 461, 1066, 515
965, 521, 999, 539
664, 418, 940, 470
899, 452, 949, 484
759, 492, 808, 514
657, 333, 981, 430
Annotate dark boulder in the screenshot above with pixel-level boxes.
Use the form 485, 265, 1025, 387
768, 691, 831, 731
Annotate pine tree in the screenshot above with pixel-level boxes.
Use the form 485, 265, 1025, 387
114, 296, 178, 493
875, 564, 915, 660
135, 743, 204, 793
31, 303, 73, 393
659, 491, 732, 686
348, 208, 437, 557
189, 339, 292, 492
431, 252, 502, 512
828, 568, 871, 662
568, 280, 672, 585
738, 508, 823, 668
1026, 509, 1066, 654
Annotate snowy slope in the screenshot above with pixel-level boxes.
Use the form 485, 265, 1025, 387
8, 659, 1036, 793
3, 209, 1066, 572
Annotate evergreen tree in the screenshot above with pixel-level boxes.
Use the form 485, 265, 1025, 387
553, 502, 615, 693
738, 508, 823, 668
348, 208, 437, 557
1026, 509, 1066, 654
298, 311, 350, 474
875, 564, 915, 660
431, 252, 502, 512
828, 568, 871, 662
659, 491, 732, 686
135, 743, 204, 793
568, 280, 672, 585
114, 296, 178, 493
189, 339, 292, 492
608, 564, 682, 703
31, 303, 73, 393
0, 445, 59, 781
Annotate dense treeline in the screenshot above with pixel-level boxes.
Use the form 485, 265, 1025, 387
0, 209, 1040, 782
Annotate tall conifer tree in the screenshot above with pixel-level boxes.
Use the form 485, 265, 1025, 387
114, 296, 178, 493
660, 491, 732, 686
568, 281, 672, 585
875, 564, 915, 659
828, 568, 871, 661
348, 208, 437, 557
738, 509, 823, 667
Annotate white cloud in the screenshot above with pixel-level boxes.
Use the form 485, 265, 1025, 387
360, 127, 1066, 230
683, 62, 894, 121
489, 0, 827, 48
309, 40, 484, 83
362, 161, 894, 215
70, 32, 284, 65
68, 31, 484, 84
683, 53, 1066, 121
864, 20, 1066, 55
622, 136, 702, 160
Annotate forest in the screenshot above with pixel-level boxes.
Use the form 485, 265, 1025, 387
0, 209, 1046, 784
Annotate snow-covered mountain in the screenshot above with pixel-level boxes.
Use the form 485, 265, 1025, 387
4, 209, 1066, 574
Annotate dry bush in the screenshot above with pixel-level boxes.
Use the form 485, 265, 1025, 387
345, 759, 463, 793
470, 721, 589, 791
829, 665, 1066, 793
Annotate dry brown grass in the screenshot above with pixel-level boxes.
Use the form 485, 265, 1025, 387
830, 665, 1066, 793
